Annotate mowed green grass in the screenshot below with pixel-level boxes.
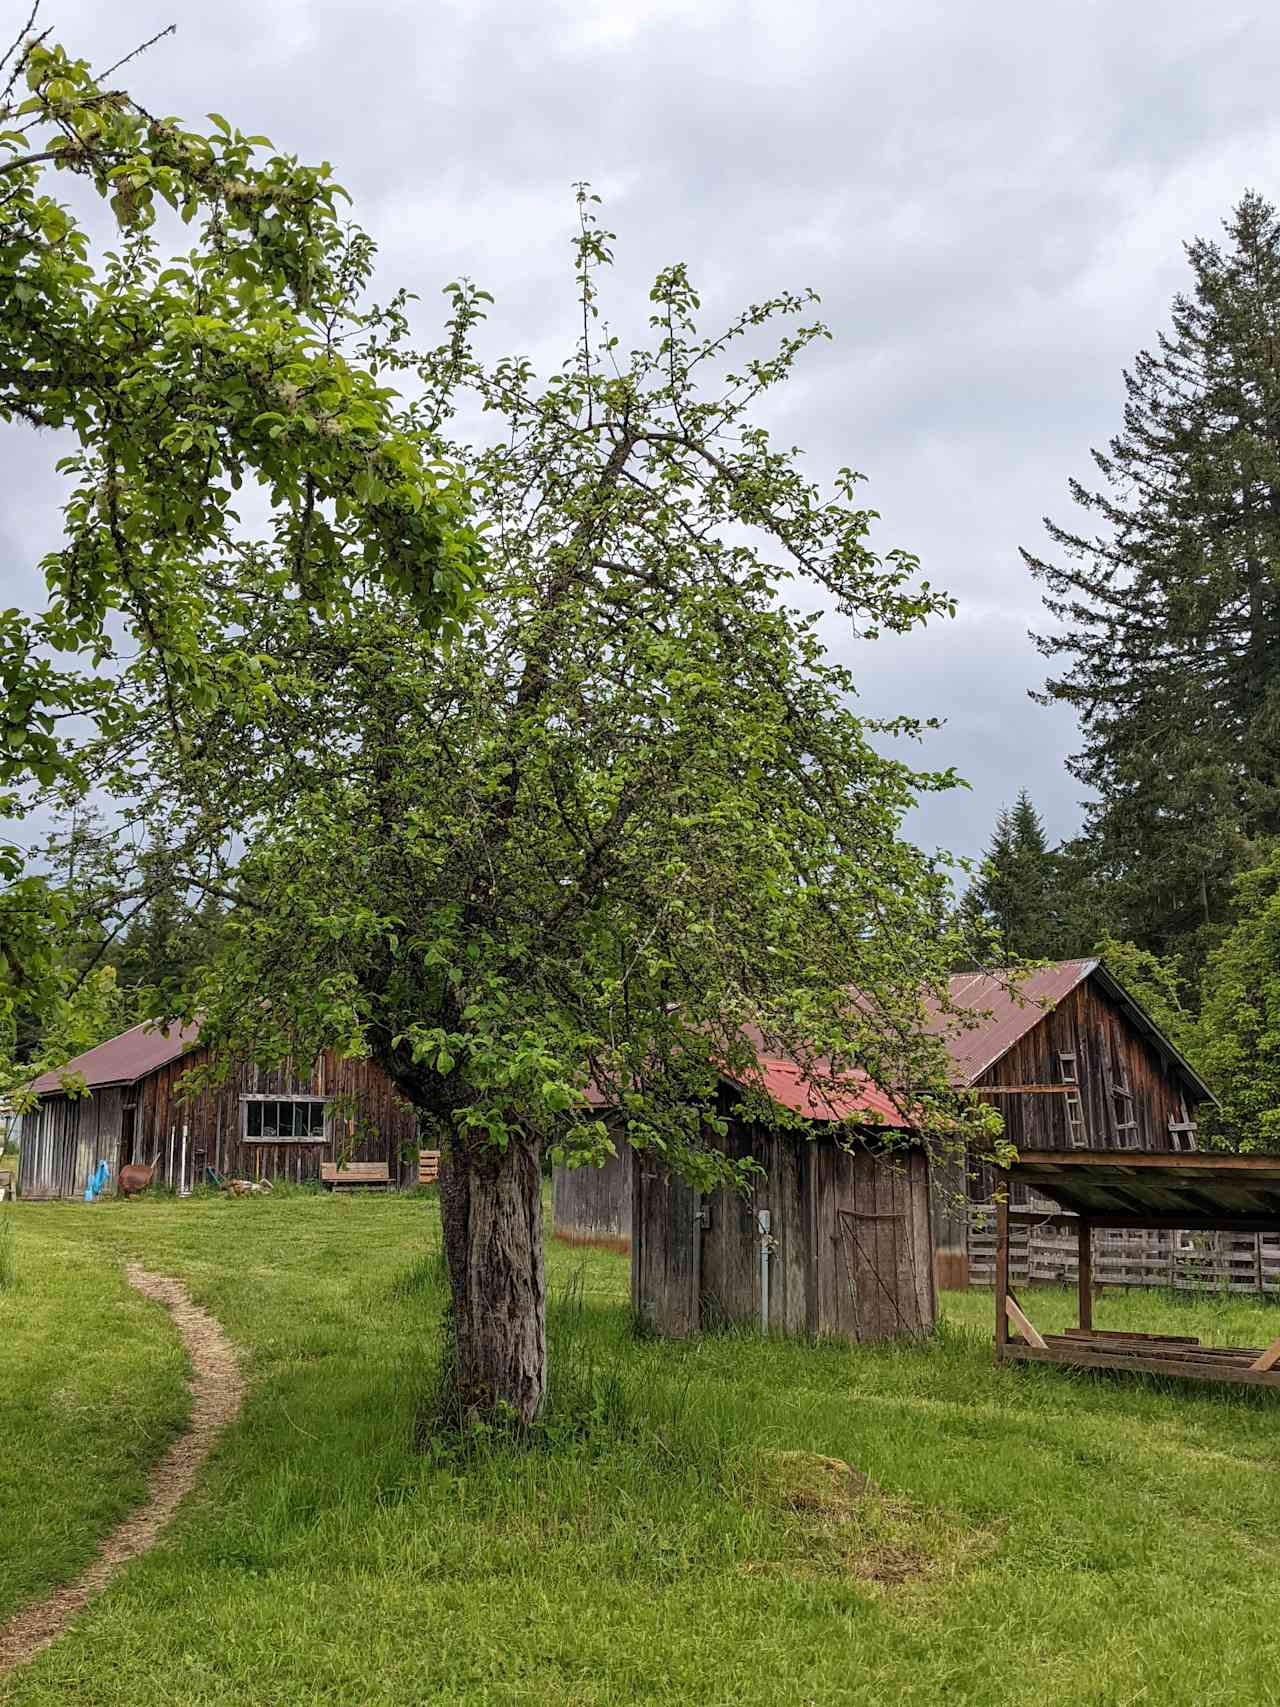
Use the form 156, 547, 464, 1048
3, 1194, 1280, 1706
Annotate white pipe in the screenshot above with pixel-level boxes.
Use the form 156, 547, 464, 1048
167, 1125, 175, 1191
179, 1124, 189, 1197
757, 1208, 772, 1335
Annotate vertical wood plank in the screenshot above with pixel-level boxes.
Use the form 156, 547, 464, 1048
995, 1194, 1010, 1357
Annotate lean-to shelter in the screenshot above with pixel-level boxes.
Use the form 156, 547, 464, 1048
994, 1151, 1280, 1388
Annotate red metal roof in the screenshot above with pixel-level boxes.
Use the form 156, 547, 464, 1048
28, 1020, 201, 1096
922, 960, 1097, 1085
585, 1044, 913, 1129
743, 1056, 911, 1127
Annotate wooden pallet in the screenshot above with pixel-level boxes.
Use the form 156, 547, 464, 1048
418, 1150, 441, 1186
1002, 1330, 1280, 1389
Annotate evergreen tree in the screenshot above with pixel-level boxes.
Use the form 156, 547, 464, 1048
1025, 192, 1280, 969
1196, 842, 1280, 1150
962, 789, 1069, 960
110, 836, 226, 1008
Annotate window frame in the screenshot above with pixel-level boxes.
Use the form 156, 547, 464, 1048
240, 1095, 330, 1144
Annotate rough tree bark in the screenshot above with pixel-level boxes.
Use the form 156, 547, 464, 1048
437, 1132, 547, 1426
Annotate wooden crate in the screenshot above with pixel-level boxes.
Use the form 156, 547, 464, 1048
418, 1150, 441, 1186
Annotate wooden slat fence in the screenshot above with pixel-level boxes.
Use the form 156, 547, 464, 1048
968, 1205, 1280, 1296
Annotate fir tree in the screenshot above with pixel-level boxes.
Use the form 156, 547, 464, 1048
963, 789, 1067, 959
1025, 192, 1280, 968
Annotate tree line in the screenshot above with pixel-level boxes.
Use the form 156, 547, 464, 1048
963, 193, 1280, 1148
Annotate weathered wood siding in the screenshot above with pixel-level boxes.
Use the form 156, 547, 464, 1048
955, 970, 1211, 1278
633, 1125, 935, 1345
138, 1047, 420, 1187
552, 1142, 633, 1248
631, 1155, 702, 1337
19, 1087, 125, 1199
954, 972, 1206, 1214
973, 976, 1196, 1171
22, 1048, 419, 1196
696, 1122, 812, 1336
928, 1145, 970, 1250
815, 1144, 934, 1342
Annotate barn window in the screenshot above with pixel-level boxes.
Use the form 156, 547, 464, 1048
242, 1097, 328, 1141
1110, 1072, 1139, 1149
1056, 1053, 1089, 1148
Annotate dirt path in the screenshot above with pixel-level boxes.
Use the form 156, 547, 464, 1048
0, 1264, 244, 1677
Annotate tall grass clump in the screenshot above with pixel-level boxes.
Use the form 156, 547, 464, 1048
0, 1209, 16, 1292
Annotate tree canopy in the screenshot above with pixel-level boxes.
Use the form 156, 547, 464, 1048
94, 195, 999, 1421
960, 789, 1068, 961
1196, 843, 1280, 1149
0, 18, 479, 1050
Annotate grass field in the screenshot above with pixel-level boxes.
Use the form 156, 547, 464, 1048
3, 1194, 1280, 1705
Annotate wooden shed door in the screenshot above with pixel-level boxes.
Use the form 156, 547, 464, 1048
631, 1160, 702, 1337
826, 1148, 935, 1342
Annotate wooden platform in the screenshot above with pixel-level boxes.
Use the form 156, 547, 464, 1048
1000, 1330, 1280, 1389
994, 1151, 1280, 1393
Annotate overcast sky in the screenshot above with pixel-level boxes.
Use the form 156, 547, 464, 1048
6, 0, 1280, 866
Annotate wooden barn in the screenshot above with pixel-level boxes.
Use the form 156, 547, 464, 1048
19, 1022, 421, 1198
556, 958, 1215, 1301
924, 959, 1215, 1284
623, 1058, 935, 1345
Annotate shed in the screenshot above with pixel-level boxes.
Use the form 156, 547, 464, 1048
19, 1022, 420, 1198
993, 1151, 1280, 1388
628, 1059, 935, 1344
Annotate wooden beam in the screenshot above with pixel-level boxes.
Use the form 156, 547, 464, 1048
974, 1085, 1077, 1097
994, 1195, 1009, 1357
1250, 1336, 1280, 1374
1078, 1219, 1092, 1333
1073, 1215, 1280, 1234
1011, 1151, 1280, 1173
1060, 1329, 1198, 1345
1005, 1290, 1047, 1350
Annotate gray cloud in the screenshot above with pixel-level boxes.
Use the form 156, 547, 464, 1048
5, 0, 1278, 871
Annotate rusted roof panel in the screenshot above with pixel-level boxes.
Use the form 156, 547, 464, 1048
28, 1020, 200, 1096
1009, 1150, 1280, 1227
744, 1056, 911, 1128
922, 960, 1098, 1085
584, 1047, 913, 1129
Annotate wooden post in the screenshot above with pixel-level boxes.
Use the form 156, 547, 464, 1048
995, 1195, 1009, 1359
1078, 1218, 1092, 1334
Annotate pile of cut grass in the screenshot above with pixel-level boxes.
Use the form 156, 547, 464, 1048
3, 1194, 1280, 1706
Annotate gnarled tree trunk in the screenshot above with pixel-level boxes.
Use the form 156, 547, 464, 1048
437, 1132, 546, 1426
